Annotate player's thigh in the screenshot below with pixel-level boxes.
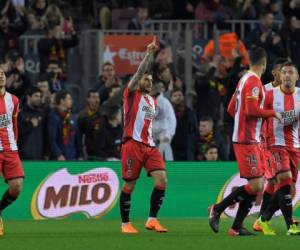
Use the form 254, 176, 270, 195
144, 147, 165, 177
288, 149, 300, 183
233, 144, 264, 179
121, 140, 144, 181
263, 149, 276, 180
3, 152, 24, 182
271, 147, 290, 175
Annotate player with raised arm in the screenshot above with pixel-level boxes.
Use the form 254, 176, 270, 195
208, 47, 282, 236
119, 37, 168, 234
0, 67, 24, 237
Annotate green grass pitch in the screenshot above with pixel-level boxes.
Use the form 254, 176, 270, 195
1, 217, 299, 250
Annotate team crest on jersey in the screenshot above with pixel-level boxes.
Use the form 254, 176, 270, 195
251, 167, 257, 175
252, 87, 259, 98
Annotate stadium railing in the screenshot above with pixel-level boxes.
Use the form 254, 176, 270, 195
18, 19, 283, 111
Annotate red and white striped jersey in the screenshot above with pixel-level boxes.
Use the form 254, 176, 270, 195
0, 92, 19, 152
232, 71, 265, 143
264, 86, 300, 149
122, 87, 157, 147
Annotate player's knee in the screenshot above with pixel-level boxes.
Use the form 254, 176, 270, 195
248, 179, 264, 193
154, 175, 167, 189
123, 181, 136, 193
9, 181, 23, 194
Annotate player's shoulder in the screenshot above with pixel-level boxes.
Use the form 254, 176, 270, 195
123, 86, 141, 97
5, 91, 19, 104
245, 73, 262, 85
264, 82, 274, 91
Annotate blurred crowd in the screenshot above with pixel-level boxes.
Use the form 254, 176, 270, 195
0, 0, 300, 161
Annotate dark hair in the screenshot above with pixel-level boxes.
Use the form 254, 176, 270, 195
102, 62, 114, 71
199, 116, 213, 123
205, 143, 219, 154
55, 90, 70, 105
273, 58, 288, 69
37, 74, 48, 83
26, 86, 42, 96
249, 47, 267, 66
87, 89, 99, 97
5, 50, 21, 62
280, 61, 298, 71
137, 1, 149, 9
102, 106, 120, 120
170, 88, 183, 96
260, 10, 273, 19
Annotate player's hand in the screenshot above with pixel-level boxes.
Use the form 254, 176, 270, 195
161, 137, 170, 143
147, 36, 159, 53
274, 112, 283, 123
31, 117, 39, 127
57, 155, 66, 161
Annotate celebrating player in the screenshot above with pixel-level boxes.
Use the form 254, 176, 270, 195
252, 58, 292, 230
0, 67, 24, 237
208, 47, 282, 236
255, 62, 300, 236
119, 36, 168, 234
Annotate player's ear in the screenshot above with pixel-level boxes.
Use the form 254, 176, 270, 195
271, 69, 275, 77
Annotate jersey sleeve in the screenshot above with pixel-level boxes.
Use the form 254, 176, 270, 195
227, 93, 236, 118
263, 90, 273, 109
12, 95, 20, 117
12, 95, 19, 139
244, 76, 275, 118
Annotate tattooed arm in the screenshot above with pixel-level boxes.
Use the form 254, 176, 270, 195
127, 52, 154, 92
127, 36, 159, 92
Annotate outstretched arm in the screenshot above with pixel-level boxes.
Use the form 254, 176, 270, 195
127, 36, 159, 92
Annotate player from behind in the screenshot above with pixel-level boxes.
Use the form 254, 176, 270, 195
255, 62, 300, 236
208, 47, 282, 236
119, 37, 168, 234
0, 67, 24, 237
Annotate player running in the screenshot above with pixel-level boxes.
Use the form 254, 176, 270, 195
0, 67, 24, 237
119, 36, 168, 234
254, 62, 300, 236
208, 47, 282, 236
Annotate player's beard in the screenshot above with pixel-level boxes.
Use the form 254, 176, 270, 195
141, 85, 151, 94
